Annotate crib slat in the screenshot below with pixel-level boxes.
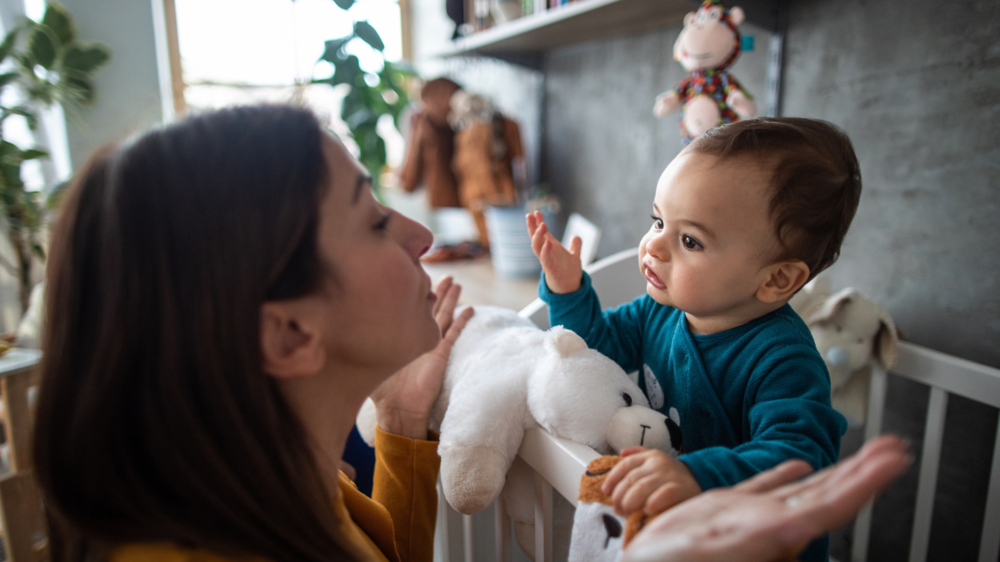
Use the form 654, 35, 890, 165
909, 387, 948, 562
978, 420, 1000, 562
495, 496, 510, 562
534, 471, 553, 562
852, 364, 889, 562
463, 514, 476, 562
435, 481, 450, 562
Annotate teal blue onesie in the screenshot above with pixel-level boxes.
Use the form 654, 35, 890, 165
540, 272, 847, 562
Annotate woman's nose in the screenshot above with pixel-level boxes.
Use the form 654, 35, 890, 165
400, 213, 434, 260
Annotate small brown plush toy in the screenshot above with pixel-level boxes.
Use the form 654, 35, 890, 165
399, 78, 463, 209
450, 91, 523, 248
568, 456, 649, 562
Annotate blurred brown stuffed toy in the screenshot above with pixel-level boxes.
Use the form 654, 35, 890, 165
450, 91, 523, 248
399, 77, 463, 209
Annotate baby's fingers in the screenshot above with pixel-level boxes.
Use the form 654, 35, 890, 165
643, 483, 689, 516
569, 235, 583, 257
602, 455, 644, 495
617, 474, 667, 516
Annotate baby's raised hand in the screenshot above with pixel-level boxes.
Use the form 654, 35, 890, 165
602, 446, 703, 516
526, 210, 583, 294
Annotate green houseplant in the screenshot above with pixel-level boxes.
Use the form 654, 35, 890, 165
312, 0, 412, 196
0, 2, 109, 312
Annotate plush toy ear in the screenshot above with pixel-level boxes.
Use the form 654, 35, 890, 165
728, 6, 745, 25
546, 326, 588, 358
684, 11, 697, 27
873, 307, 899, 371
806, 288, 856, 325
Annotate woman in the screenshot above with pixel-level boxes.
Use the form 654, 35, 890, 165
33, 105, 907, 562
35, 105, 471, 562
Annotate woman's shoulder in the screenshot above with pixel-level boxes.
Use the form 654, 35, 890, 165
111, 542, 268, 562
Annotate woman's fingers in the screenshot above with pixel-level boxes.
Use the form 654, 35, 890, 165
434, 283, 462, 331
431, 276, 454, 317
442, 306, 475, 347
734, 459, 813, 494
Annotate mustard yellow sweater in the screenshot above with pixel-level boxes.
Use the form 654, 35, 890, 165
111, 427, 441, 562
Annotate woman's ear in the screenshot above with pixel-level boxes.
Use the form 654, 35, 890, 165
756, 260, 811, 304
260, 302, 325, 379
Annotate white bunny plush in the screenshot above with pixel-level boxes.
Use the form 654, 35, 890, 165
357, 305, 680, 517
791, 279, 900, 425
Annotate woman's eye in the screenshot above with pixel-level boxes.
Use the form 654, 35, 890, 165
681, 234, 703, 250
374, 212, 391, 231
649, 215, 664, 230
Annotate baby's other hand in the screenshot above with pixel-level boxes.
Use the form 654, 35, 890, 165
602, 446, 703, 516
526, 210, 583, 294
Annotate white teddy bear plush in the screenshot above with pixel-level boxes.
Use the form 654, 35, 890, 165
357, 305, 679, 518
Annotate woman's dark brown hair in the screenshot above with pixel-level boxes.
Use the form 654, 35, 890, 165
33, 106, 366, 561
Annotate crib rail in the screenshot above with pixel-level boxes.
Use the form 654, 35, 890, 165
852, 342, 1000, 562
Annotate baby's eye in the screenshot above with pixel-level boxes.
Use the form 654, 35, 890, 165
681, 234, 703, 250
649, 215, 664, 230
622, 392, 633, 407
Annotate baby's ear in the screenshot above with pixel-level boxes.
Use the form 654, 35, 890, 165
757, 260, 811, 304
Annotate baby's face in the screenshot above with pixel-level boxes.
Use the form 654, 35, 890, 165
638, 151, 781, 333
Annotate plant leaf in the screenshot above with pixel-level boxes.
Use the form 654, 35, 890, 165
0, 26, 20, 64
61, 44, 110, 73
41, 2, 75, 46
60, 74, 94, 104
332, 55, 362, 86
21, 149, 48, 161
28, 25, 57, 69
0, 72, 19, 89
5, 106, 39, 130
31, 242, 45, 260
321, 36, 352, 62
354, 21, 384, 51
332, 0, 355, 9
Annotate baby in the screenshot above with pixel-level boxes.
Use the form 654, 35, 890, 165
527, 117, 859, 562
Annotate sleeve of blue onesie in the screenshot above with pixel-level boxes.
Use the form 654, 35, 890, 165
538, 271, 648, 373
680, 341, 847, 491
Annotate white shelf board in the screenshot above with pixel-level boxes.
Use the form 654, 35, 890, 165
436, 0, 695, 57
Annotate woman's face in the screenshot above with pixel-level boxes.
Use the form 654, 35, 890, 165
313, 135, 439, 379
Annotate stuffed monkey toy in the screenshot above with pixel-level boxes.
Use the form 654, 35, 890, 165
399, 77, 463, 208
450, 91, 523, 248
653, 0, 756, 143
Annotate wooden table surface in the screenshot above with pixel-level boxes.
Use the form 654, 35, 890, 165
422, 257, 540, 312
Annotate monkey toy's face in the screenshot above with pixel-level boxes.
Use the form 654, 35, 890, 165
673, 4, 744, 72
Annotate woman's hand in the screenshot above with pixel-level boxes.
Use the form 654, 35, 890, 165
623, 435, 912, 562
370, 276, 475, 439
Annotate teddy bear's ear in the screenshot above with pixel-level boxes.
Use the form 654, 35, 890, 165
873, 305, 899, 371
728, 6, 745, 25
806, 288, 856, 325
546, 326, 588, 357
683, 11, 697, 27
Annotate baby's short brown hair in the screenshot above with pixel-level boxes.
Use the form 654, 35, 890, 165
687, 117, 861, 280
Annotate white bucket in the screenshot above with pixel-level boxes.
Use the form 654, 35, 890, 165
485, 205, 556, 278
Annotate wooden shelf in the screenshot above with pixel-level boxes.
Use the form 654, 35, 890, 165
433, 0, 781, 66
438, 0, 694, 58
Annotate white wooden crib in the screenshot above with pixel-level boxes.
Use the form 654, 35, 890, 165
433, 248, 1000, 562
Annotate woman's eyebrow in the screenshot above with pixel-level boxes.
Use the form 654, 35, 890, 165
353, 174, 373, 204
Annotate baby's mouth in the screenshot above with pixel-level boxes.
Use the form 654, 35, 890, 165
643, 266, 666, 290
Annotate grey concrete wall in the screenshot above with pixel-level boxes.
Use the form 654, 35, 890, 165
540, 1, 999, 560
543, 20, 772, 258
